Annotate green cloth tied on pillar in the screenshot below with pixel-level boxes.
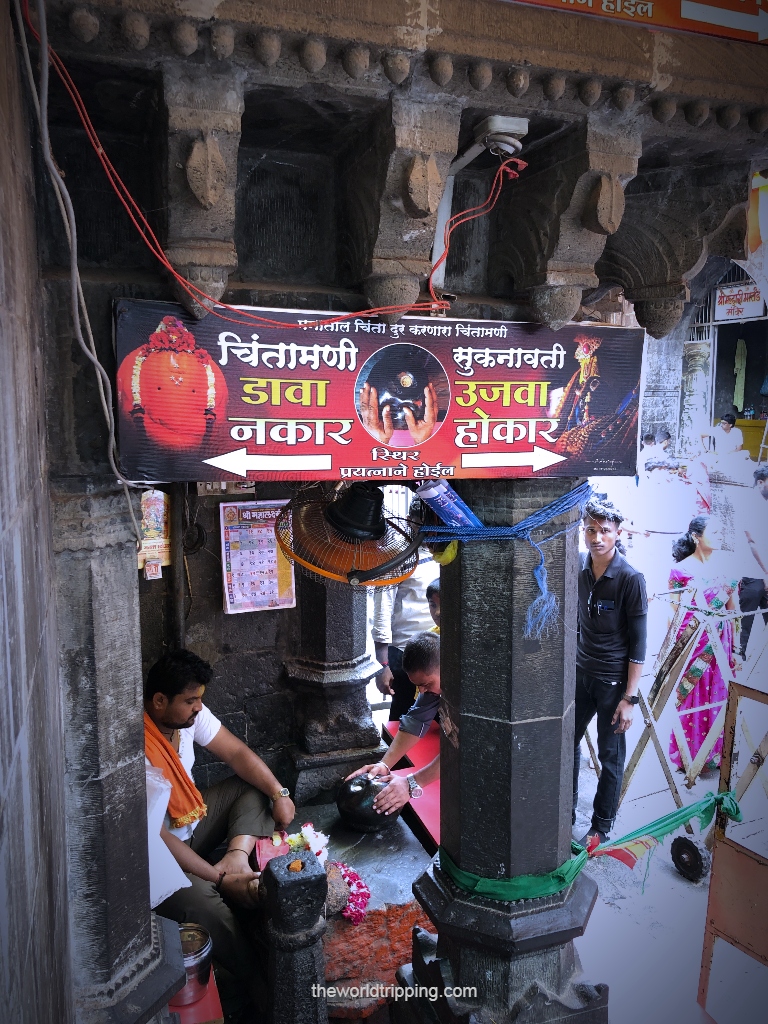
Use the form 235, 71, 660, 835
438, 791, 741, 903
439, 845, 589, 902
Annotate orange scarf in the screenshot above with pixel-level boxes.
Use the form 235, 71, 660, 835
144, 712, 207, 829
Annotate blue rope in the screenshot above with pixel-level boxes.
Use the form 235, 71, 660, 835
420, 481, 593, 639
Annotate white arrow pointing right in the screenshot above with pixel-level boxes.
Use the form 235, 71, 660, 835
202, 448, 333, 477
681, 1, 768, 41
461, 446, 568, 472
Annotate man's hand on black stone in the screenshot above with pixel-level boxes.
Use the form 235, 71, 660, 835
344, 762, 392, 782
372, 775, 409, 815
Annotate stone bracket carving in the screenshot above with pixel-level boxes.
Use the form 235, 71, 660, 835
581, 172, 626, 235
186, 134, 227, 209
340, 96, 462, 321
488, 120, 640, 329
403, 152, 444, 218
596, 162, 751, 337
163, 66, 246, 318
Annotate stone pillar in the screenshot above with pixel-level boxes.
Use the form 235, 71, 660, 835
286, 576, 384, 804
263, 850, 328, 1024
395, 478, 607, 1024
52, 481, 185, 1023
340, 95, 462, 321
162, 65, 245, 318
679, 341, 714, 457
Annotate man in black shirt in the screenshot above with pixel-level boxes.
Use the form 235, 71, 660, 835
574, 498, 648, 845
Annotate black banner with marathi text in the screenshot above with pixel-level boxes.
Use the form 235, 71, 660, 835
115, 299, 644, 482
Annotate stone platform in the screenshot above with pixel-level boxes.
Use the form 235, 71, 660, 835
288, 803, 434, 1019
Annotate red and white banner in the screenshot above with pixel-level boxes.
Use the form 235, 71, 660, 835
714, 283, 765, 321
499, 0, 768, 47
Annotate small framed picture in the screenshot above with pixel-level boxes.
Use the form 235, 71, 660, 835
144, 560, 163, 581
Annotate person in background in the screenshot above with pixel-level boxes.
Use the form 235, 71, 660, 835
668, 517, 739, 779
426, 577, 440, 633
347, 632, 441, 814
574, 498, 648, 846
656, 428, 673, 453
373, 548, 437, 720
638, 432, 658, 471
634, 459, 696, 616
637, 428, 671, 484
715, 413, 744, 455
735, 464, 768, 659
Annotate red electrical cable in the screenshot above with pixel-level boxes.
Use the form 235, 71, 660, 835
428, 156, 525, 305
22, 0, 526, 330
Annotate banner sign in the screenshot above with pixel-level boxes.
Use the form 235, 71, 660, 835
500, 0, 768, 46
115, 299, 643, 482
714, 282, 765, 321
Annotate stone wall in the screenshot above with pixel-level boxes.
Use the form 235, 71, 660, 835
0, 6, 73, 1022
640, 257, 733, 451
138, 484, 302, 791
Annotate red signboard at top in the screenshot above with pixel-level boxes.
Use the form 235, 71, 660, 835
114, 299, 643, 483
500, 0, 768, 45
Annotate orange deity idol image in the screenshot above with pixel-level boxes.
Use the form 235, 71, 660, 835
117, 315, 229, 453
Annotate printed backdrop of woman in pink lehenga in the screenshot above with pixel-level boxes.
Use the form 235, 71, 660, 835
668, 516, 739, 778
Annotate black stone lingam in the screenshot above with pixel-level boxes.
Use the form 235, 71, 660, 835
336, 774, 401, 832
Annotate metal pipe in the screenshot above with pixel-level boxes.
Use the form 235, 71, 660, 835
430, 116, 528, 290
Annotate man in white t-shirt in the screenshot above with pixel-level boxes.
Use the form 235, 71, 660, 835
144, 649, 295, 1009
715, 413, 744, 455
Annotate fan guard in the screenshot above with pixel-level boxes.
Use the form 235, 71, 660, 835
275, 484, 420, 587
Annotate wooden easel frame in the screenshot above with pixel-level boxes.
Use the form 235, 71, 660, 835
619, 595, 737, 824
698, 681, 768, 1010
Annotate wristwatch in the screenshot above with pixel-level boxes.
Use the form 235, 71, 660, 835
406, 774, 423, 800
271, 787, 290, 801
621, 693, 640, 705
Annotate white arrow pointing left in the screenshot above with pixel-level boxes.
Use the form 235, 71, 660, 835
461, 446, 568, 471
202, 448, 332, 476
680, 1, 768, 41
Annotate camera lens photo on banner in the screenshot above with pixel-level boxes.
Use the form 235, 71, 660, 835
355, 344, 451, 448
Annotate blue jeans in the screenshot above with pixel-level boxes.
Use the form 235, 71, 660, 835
573, 671, 626, 834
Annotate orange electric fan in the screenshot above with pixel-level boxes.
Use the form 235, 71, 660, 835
275, 483, 423, 587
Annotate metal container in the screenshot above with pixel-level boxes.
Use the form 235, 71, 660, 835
169, 923, 213, 1006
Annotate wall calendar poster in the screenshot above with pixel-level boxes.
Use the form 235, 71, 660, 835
220, 500, 296, 614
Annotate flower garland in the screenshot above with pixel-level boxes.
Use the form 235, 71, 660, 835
330, 861, 371, 925
147, 316, 197, 353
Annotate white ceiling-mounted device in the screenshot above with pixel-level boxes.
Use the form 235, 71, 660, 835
431, 115, 529, 291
